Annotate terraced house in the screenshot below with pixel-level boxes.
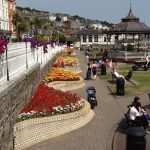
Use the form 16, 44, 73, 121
0, 0, 15, 35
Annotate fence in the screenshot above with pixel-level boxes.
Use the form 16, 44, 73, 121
109, 50, 150, 62
0, 42, 62, 83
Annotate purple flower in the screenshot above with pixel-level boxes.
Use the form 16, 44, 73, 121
0, 39, 8, 54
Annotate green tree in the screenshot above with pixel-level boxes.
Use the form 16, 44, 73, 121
32, 16, 43, 36
127, 44, 134, 51
12, 12, 26, 41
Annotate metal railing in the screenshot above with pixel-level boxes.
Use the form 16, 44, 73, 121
109, 50, 150, 61
0, 42, 63, 84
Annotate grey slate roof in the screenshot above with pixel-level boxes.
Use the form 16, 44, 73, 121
75, 29, 103, 35
109, 9, 150, 34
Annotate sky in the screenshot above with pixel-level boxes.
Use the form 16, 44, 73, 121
16, 0, 150, 26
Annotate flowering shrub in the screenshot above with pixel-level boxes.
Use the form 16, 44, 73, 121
23, 37, 49, 53
18, 82, 84, 121
44, 68, 80, 82
53, 56, 78, 68
0, 39, 7, 55
64, 47, 73, 55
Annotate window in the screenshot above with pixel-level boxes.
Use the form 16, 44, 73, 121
88, 35, 92, 42
94, 35, 98, 42
77, 35, 81, 40
104, 37, 107, 42
83, 35, 86, 42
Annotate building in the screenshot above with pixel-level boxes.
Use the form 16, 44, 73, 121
18, 9, 50, 21
70, 20, 82, 30
0, 0, 15, 35
74, 29, 115, 46
49, 13, 56, 22
8, 0, 16, 33
91, 22, 109, 30
61, 15, 68, 22
108, 7, 150, 51
0, 0, 9, 34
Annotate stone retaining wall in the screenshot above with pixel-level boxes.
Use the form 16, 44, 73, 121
0, 56, 57, 150
14, 101, 94, 150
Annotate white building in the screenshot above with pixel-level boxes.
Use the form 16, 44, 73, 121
61, 16, 68, 22
49, 13, 56, 22
0, 0, 9, 32
91, 23, 109, 30
75, 29, 115, 46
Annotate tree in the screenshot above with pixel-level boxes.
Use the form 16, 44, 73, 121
56, 15, 61, 22
12, 12, 27, 41
32, 16, 43, 36
127, 44, 134, 51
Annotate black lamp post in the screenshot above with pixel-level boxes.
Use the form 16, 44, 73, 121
25, 41, 28, 69
41, 46, 42, 64
37, 47, 39, 62
5, 45, 9, 81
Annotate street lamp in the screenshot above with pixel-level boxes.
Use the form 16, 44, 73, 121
5, 45, 9, 81
41, 46, 42, 64
25, 41, 28, 69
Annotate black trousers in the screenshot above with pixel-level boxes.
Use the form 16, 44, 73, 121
136, 115, 149, 129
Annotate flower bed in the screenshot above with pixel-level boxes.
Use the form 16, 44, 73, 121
44, 68, 80, 82
18, 82, 84, 122
53, 55, 78, 68
63, 47, 74, 55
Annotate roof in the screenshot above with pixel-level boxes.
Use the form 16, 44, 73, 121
108, 8, 150, 34
111, 22, 150, 33
66, 36, 80, 42
75, 29, 103, 35
122, 8, 139, 22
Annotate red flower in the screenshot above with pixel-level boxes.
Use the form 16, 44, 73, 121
20, 82, 81, 114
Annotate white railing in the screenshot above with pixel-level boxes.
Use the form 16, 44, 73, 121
109, 50, 150, 61
0, 42, 63, 84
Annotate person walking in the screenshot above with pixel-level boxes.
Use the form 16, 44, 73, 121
92, 61, 97, 80
85, 63, 92, 80
86, 54, 89, 63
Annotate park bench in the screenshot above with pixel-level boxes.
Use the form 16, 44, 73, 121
132, 60, 150, 71
124, 113, 136, 128
124, 113, 141, 128
111, 70, 132, 82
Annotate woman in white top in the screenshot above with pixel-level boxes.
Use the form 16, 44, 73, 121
128, 102, 149, 130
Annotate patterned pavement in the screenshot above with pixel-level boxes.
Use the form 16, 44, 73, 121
26, 50, 150, 150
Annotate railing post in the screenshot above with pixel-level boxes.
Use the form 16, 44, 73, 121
25, 42, 28, 69
5, 45, 9, 81
41, 47, 42, 64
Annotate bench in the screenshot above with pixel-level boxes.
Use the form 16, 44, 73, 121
111, 70, 132, 82
111, 71, 117, 81
132, 61, 150, 71
125, 70, 132, 82
124, 113, 137, 128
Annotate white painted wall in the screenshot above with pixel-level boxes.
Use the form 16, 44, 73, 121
0, 0, 9, 31
80, 34, 115, 45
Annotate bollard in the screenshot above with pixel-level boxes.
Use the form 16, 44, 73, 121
101, 63, 106, 75
126, 127, 146, 150
116, 77, 125, 96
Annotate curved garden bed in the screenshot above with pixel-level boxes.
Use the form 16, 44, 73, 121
14, 100, 94, 150
47, 77, 85, 91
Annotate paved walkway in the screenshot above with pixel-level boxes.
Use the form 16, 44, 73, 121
27, 50, 150, 150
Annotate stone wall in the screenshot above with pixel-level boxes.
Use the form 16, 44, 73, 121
0, 56, 56, 150
14, 101, 94, 150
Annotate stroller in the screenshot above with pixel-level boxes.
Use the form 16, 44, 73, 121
86, 86, 97, 109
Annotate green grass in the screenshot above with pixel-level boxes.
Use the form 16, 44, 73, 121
101, 66, 150, 95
